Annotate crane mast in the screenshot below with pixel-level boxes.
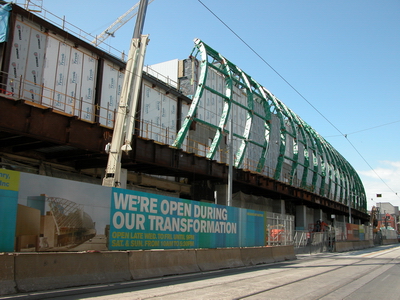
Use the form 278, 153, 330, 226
102, 0, 149, 188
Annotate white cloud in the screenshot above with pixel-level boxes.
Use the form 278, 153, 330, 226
357, 160, 400, 210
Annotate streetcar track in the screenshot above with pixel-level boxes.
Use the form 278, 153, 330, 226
235, 247, 400, 300
313, 258, 397, 300
137, 247, 400, 299
145, 253, 391, 299
232, 263, 355, 300
314, 255, 400, 300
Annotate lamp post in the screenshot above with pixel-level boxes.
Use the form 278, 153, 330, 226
227, 117, 233, 207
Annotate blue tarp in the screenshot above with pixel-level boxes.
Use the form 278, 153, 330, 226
0, 3, 12, 43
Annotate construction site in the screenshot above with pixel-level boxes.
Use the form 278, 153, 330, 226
0, 0, 398, 295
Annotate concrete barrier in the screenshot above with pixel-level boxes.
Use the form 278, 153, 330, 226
335, 241, 354, 252
240, 247, 274, 266
1, 246, 298, 295
0, 254, 16, 295
271, 245, 296, 262
382, 239, 398, 245
353, 240, 373, 250
14, 251, 131, 292
335, 240, 375, 252
129, 249, 200, 279
352, 241, 362, 250
196, 248, 244, 272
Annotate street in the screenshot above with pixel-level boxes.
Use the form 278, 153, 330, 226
3, 244, 400, 300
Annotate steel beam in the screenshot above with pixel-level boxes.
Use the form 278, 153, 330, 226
0, 96, 369, 222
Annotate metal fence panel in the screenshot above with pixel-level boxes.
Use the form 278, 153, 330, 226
266, 212, 294, 246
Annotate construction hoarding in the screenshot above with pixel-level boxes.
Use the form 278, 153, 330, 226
0, 169, 265, 252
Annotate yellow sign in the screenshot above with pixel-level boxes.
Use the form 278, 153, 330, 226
0, 169, 20, 191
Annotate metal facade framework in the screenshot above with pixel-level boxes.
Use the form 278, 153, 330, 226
173, 39, 366, 213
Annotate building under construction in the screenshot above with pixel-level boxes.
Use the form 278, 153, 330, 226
0, 2, 369, 241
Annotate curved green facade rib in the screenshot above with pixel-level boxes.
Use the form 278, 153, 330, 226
173, 39, 366, 213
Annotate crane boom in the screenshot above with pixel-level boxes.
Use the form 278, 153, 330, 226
92, 0, 154, 46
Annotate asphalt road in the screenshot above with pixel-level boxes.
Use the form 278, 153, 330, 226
3, 244, 400, 300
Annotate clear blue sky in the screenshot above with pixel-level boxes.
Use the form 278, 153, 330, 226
27, 0, 400, 210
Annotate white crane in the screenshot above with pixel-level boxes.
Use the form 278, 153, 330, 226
92, 0, 154, 46
102, 0, 150, 188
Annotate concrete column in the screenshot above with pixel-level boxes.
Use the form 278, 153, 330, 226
272, 199, 285, 214
336, 215, 346, 223
314, 209, 323, 222
279, 200, 286, 215
295, 205, 307, 230
215, 184, 227, 206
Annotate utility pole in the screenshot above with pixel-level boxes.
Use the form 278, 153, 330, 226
227, 117, 233, 206
102, 0, 150, 187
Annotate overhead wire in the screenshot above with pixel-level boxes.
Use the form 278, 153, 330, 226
325, 119, 400, 138
344, 137, 399, 197
197, 0, 400, 200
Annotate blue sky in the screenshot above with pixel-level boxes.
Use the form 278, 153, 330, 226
24, 0, 400, 210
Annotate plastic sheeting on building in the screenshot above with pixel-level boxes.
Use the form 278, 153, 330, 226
0, 3, 11, 42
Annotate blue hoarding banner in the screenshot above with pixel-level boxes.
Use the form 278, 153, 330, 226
0, 169, 20, 252
109, 188, 265, 250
